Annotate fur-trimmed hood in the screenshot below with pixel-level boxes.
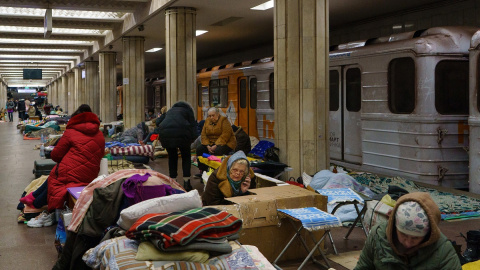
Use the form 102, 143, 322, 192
386, 192, 441, 256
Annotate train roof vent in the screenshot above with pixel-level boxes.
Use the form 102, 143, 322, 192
259, 57, 273, 63
226, 63, 235, 69
219, 64, 227, 70
388, 30, 416, 42
337, 40, 367, 50
413, 29, 427, 38
242, 60, 251, 66
233, 62, 242, 67
212, 66, 220, 71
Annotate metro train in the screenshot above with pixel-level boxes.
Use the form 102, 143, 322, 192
144, 26, 480, 190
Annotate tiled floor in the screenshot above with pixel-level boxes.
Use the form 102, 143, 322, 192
1, 113, 478, 270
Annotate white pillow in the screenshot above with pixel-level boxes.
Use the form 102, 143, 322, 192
117, 190, 202, 230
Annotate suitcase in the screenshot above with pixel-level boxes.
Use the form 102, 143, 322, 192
33, 159, 57, 178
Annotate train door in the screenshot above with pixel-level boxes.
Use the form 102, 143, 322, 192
329, 68, 342, 160
237, 76, 258, 137
329, 66, 362, 164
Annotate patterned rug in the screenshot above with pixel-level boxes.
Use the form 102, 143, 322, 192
350, 172, 480, 216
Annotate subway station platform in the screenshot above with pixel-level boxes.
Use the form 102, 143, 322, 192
1, 113, 479, 270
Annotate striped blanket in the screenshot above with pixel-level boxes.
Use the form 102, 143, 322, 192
110, 145, 154, 158
126, 207, 242, 249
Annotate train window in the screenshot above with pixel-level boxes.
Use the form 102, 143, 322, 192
269, 73, 274, 109
346, 68, 361, 112
250, 77, 257, 109
239, 79, 247, 108
330, 70, 339, 111
388, 57, 415, 114
209, 78, 228, 108
435, 61, 469, 115
197, 84, 202, 107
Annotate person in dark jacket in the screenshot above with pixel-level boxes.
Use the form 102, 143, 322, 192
47, 104, 105, 211
232, 125, 251, 154
355, 192, 461, 270
202, 150, 255, 206
158, 101, 197, 191
17, 99, 26, 121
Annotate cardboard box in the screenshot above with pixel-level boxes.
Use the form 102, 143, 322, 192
213, 185, 328, 262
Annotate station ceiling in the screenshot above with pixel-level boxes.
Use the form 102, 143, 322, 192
0, 0, 442, 87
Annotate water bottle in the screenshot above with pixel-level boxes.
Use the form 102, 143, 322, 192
40, 144, 45, 159
41, 134, 45, 143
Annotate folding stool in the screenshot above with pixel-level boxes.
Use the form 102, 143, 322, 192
272, 207, 342, 270
316, 188, 370, 241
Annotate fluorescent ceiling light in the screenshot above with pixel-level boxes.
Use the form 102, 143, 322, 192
0, 60, 73, 63
251, 0, 274, 10
196, 30, 208, 36
0, 38, 94, 45
145, 47, 162, 53
0, 26, 104, 35
0, 63, 69, 67
0, 54, 77, 59
0, 48, 85, 53
0, 67, 62, 70
0, 6, 125, 20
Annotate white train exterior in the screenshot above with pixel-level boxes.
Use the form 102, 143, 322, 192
469, 30, 480, 193
329, 26, 475, 189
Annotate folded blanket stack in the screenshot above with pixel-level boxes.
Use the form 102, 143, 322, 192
126, 207, 242, 249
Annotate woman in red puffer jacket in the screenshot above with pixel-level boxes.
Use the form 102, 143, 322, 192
47, 104, 105, 211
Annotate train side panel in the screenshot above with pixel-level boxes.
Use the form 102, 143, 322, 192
330, 29, 471, 188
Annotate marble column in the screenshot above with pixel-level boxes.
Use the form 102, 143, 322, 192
53, 80, 58, 106
73, 67, 83, 109
60, 76, 67, 111
165, 7, 197, 111
99, 52, 117, 123
122, 36, 145, 129
274, 0, 329, 176
85, 61, 100, 115
67, 71, 75, 114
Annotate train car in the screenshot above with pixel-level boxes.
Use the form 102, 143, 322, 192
328, 26, 475, 188
144, 78, 167, 115
196, 58, 275, 139
469, 30, 480, 193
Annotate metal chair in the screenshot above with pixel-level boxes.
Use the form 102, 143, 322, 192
272, 207, 342, 270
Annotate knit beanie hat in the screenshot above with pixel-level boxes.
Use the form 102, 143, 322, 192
395, 201, 430, 237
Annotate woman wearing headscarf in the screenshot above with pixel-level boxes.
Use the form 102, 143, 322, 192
202, 150, 256, 206
196, 107, 236, 173
355, 192, 461, 270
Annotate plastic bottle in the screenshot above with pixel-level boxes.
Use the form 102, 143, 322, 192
40, 144, 45, 159
41, 134, 45, 143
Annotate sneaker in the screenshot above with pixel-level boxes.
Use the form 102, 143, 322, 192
27, 211, 54, 228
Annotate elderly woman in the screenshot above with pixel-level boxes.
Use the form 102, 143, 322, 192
355, 192, 461, 270
196, 107, 236, 172
202, 150, 255, 206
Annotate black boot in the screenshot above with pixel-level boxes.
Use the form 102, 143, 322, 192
463, 230, 480, 263
183, 179, 193, 192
